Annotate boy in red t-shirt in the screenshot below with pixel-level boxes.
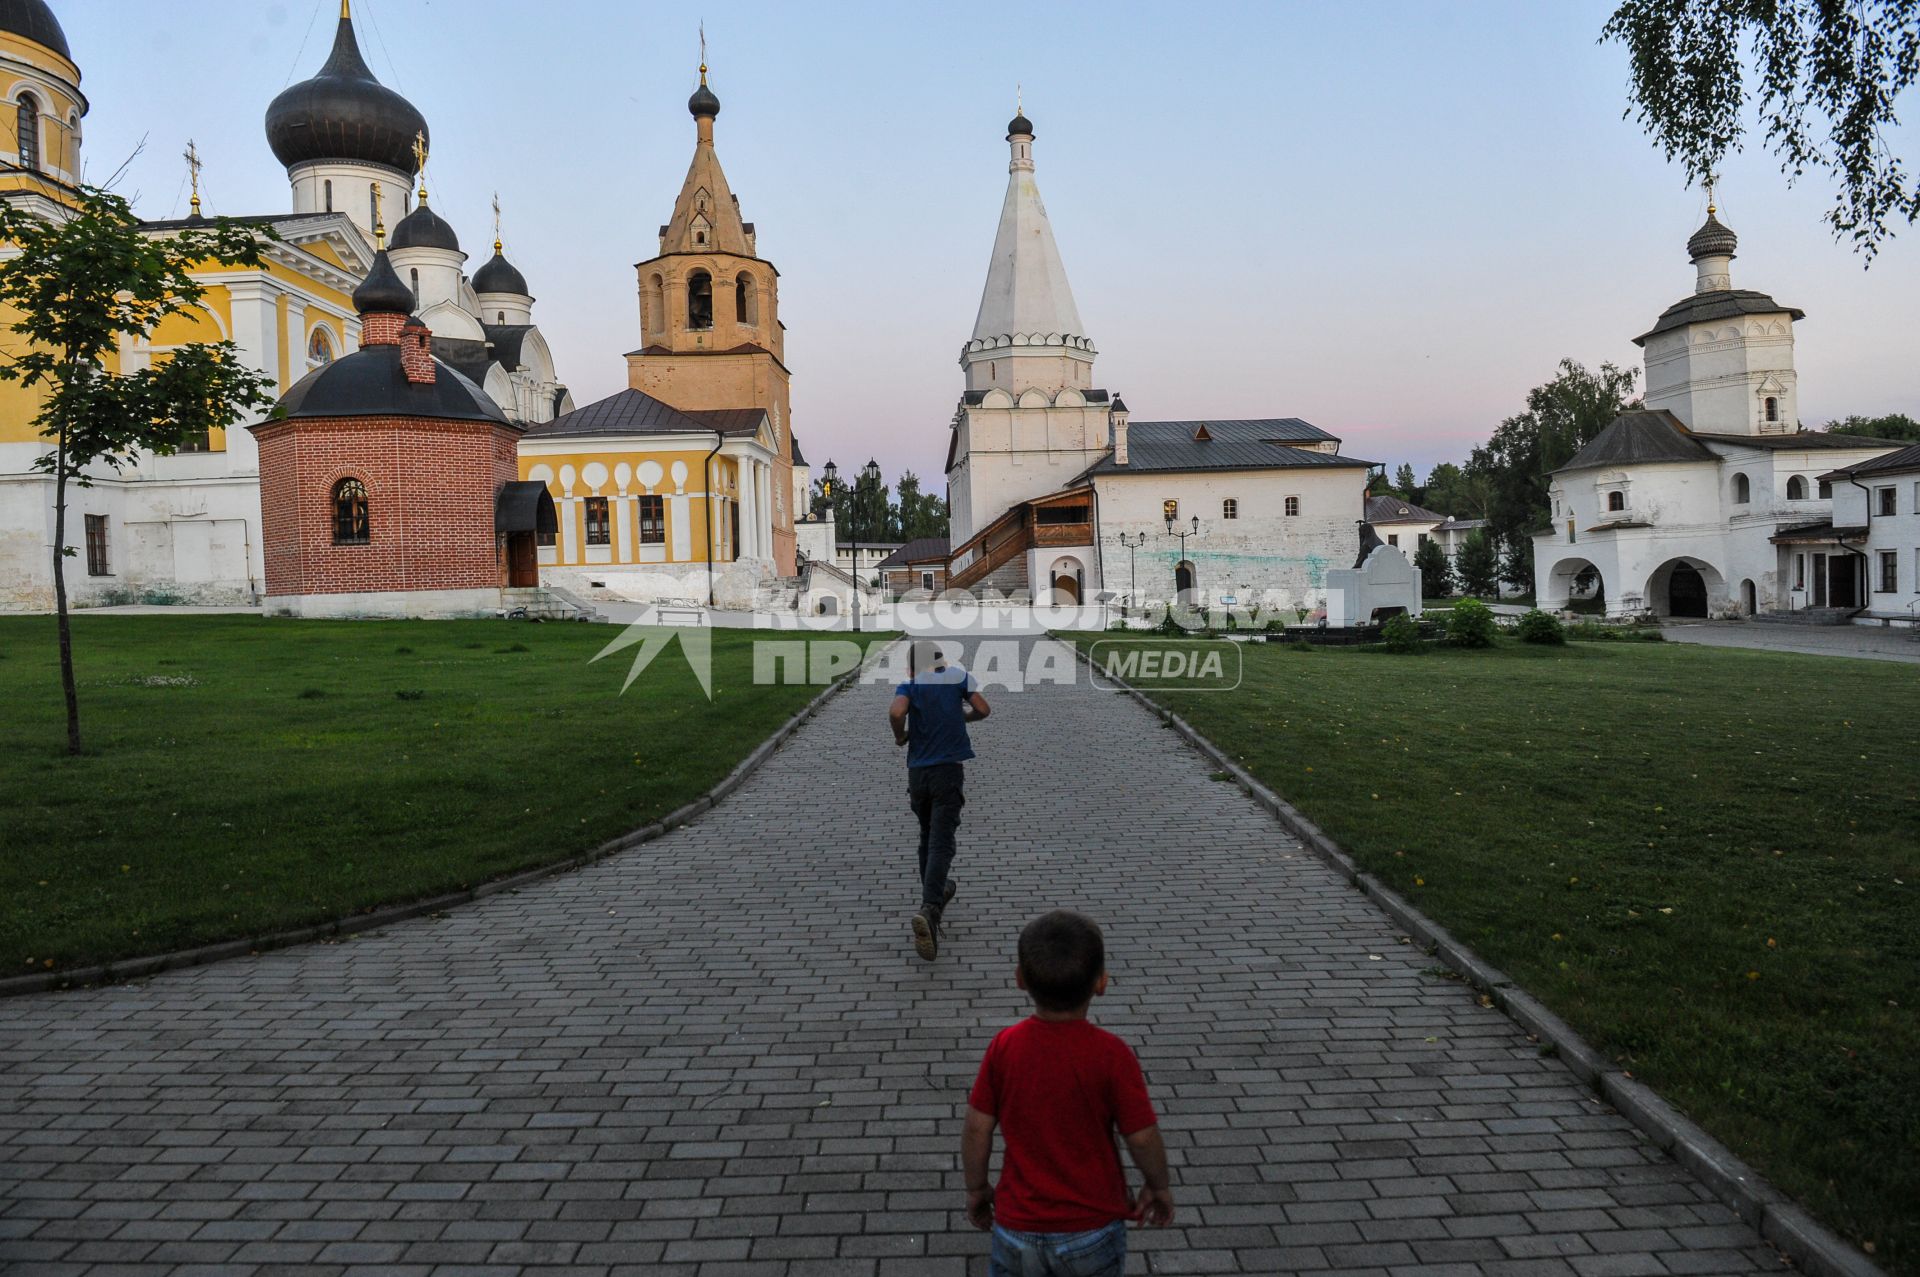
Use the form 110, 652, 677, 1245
962, 910, 1174, 1276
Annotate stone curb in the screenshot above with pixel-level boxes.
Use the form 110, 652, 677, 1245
2, 657, 873, 1001
1065, 637, 1881, 1277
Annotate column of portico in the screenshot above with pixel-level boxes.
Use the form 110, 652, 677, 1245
223, 279, 281, 475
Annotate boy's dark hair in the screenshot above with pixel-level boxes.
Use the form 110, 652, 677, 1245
1018, 910, 1105, 1012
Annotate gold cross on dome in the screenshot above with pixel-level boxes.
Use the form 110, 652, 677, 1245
1705, 171, 1718, 216
412, 131, 429, 198
183, 139, 203, 215
372, 182, 385, 249
491, 192, 503, 253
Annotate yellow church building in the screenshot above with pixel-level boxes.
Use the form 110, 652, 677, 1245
520, 64, 801, 608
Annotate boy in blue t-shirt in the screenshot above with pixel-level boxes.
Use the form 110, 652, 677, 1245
890, 642, 991, 960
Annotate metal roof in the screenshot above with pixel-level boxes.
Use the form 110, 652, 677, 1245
876, 537, 952, 569
1817, 442, 1920, 480
1366, 495, 1448, 524
1553, 411, 1716, 473
1083, 418, 1368, 477
525, 388, 764, 440
1634, 289, 1803, 346
275, 345, 507, 426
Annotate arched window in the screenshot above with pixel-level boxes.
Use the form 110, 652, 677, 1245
307, 327, 334, 367
496, 311, 505, 324
370, 185, 379, 228
1284, 495, 1300, 517
1787, 475, 1807, 500
15, 94, 39, 172
1732, 472, 1750, 504
1765, 397, 1778, 422
687, 270, 713, 330
323, 179, 333, 212
1608, 491, 1626, 512
332, 478, 369, 545
409, 268, 420, 307
735, 272, 756, 326
1221, 498, 1238, 520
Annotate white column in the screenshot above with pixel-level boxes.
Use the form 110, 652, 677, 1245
223, 278, 280, 475
736, 457, 758, 561
283, 297, 308, 392
759, 462, 774, 558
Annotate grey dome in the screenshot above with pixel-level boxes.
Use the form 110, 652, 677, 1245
1687, 212, 1738, 262
390, 200, 459, 252
0, 0, 69, 61
473, 249, 529, 297
266, 13, 427, 175
352, 250, 414, 316
688, 79, 720, 118
1007, 112, 1033, 138
276, 345, 506, 426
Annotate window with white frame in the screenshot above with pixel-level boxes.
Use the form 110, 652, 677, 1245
1284, 495, 1299, 517
1877, 550, 1898, 593
1877, 487, 1897, 516
1221, 498, 1237, 520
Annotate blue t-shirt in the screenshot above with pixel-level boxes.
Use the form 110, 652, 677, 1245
895, 664, 979, 768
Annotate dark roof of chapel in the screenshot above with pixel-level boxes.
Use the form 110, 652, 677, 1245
1686, 212, 1739, 261
1634, 289, 1804, 345
525, 387, 764, 440
275, 344, 507, 425
1553, 411, 1717, 473
0, 0, 69, 60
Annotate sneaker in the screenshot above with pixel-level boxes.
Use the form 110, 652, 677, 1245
911, 907, 939, 961
942, 879, 958, 909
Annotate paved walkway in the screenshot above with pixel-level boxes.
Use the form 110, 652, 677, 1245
1662, 619, 1920, 664
0, 639, 1782, 1275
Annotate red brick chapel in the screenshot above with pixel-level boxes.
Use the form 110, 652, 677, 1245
251, 248, 556, 618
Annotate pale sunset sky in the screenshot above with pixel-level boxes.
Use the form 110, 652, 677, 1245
59, 0, 1920, 488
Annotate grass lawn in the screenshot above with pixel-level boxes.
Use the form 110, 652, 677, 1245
1066, 633, 1919, 1271
2, 615, 883, 973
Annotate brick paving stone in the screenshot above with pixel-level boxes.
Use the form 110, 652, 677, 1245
0, 638, 1785, 1275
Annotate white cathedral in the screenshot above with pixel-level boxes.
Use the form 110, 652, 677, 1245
943, 109, 1383, 610
0, 2, 567, 611
1535, 203, 1909, 619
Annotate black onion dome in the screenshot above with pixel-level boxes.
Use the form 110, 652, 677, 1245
1687, 212, 1738, 262
352, 250, 414, 315
688, 78, 720, 118
473, 249, 529, 296
390, 200, 459, 252
0, 0, 69, 61
1007, 112, 1033, 138
265, 13, 427, 174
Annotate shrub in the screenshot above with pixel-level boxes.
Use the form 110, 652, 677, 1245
1381, 612, 1423, 653
1515, 609, 1567, 645
297, 688, 327, 700
1447, 597, 1497, 648
395, 689, 427, 701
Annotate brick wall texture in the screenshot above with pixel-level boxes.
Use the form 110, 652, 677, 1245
254, 415, 519, 599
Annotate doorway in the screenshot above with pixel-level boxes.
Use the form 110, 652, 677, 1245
506, 532, 538, 587
1174, 559, 1195, 599
1668, 562, 1708, 617
1052, 573, 1080, 604
1827, 554, 1858, 608
1741, 579, 1756, 615
1812, 553, 1827, 607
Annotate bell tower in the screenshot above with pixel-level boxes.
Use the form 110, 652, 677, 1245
626, 58, 796, 574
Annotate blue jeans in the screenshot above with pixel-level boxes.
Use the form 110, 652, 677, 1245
908, 761, 965, 911
990, 1220, 1126, 1277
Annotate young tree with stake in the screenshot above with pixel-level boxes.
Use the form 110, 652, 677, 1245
0, 187, 279, 754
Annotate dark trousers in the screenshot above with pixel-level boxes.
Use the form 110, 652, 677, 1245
908, 762, 965, 911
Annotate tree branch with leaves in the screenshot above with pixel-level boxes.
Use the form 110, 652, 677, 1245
1604, 0, 1920, 258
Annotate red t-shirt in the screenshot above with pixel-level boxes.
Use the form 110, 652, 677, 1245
967, 1017, 1158, 1233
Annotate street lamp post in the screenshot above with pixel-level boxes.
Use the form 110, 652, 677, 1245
1164, 514, 1201, 604
1116, 531, 1147, 610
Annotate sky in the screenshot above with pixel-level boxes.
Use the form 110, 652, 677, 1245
58, 0, 1920, 488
